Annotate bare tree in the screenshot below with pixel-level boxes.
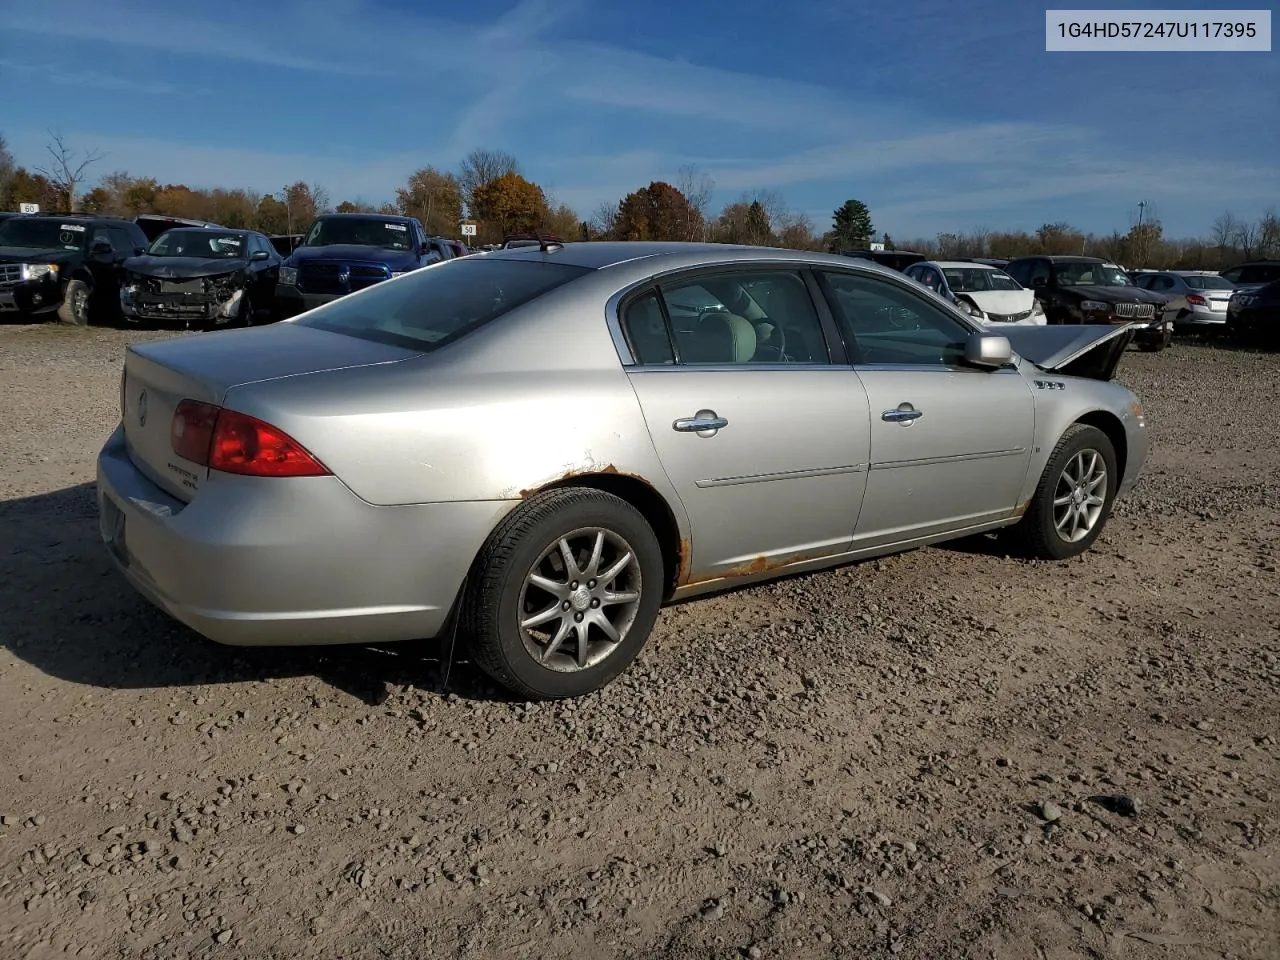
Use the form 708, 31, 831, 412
589, 199, 618, 239
35, 132, 103, 212
1210, 211, 1238, 260
675, 163, 714, 241
458, 148, 520, 215
1232, 219, 1259, 260
1255, 208, 1280, 259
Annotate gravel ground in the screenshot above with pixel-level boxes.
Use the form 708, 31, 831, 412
1, 323, 1277, 960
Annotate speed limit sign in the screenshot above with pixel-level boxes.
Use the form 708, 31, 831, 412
461, 223, 477, 237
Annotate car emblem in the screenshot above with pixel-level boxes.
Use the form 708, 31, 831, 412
338, 266, 351, 283
137, 389, 148, 427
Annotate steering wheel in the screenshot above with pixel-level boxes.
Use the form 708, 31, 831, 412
751, 313, 787, 361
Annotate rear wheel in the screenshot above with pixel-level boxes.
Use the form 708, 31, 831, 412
1012, 424, 1117, 561
57, 279, 91, 326
461, 488, 664, 700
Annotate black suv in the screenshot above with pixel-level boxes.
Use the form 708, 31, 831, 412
841, 249, 927, 273
1220, 259, 1280, 292
1004, 255, 1172, 352
0, 214, 149, 325
275, 213, 455, 316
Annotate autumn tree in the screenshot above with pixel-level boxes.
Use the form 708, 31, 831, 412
35, 132, 103, 212
1126, 219, 1163, 267
470, 171, 546, 241
614, 181, 699, 241
1, 168, 60, 211
1034, 221, 1085, 255
539, 197, 581, 240
458, 148, 519, 217
255, 195, 290, 234
396, 167, 462, 236
829, 198, 874, 251
775, 211, 821, 251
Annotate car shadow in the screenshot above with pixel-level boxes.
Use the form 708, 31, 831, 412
0, 482, 508, 706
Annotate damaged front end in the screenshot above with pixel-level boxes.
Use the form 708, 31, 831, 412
120, 272, 245, 328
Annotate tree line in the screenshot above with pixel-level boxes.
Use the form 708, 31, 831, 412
1, 132, 1275, 268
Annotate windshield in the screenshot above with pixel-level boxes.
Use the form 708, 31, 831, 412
147, 230, 248, 258
1182, 274, 1234, 290
942, 268, 1023, 292
293, 258, 591, 351
0, 218, 89, 251
303, 217, 415, 251
1053, 261, 1131, 287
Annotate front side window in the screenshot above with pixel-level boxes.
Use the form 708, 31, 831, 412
656, 270, 830, 364
293, 258, 590, 351
820, 271, 972, 366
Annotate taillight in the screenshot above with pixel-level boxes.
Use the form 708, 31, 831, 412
170, 401, 330, 477
1186, 294, 1207, 306
171, 400, 220, 465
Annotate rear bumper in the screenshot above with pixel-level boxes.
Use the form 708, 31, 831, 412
1227, 306, 1278, 342
95, 425, 514, 646
1173, 306, 1227, 328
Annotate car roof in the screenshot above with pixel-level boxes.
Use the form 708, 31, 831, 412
926, 260, 1001, 270
315, 212, 415, 223
480, 240, 895, 274
21, 214, 138, 225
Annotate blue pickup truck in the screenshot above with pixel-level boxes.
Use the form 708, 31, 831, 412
274, 213, 455, 316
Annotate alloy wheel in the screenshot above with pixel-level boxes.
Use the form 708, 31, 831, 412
1052, 449, 1107, 543
517, 527, 643, 672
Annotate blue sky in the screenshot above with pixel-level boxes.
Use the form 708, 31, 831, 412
2, 0, 1276, 239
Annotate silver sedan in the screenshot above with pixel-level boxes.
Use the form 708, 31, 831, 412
97, 242, 1149, 699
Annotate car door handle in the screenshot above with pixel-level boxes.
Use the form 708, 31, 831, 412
673, 412, 728, 433
882, 406, 923, 424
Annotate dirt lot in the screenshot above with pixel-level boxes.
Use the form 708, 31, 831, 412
1, 323, 1277, 960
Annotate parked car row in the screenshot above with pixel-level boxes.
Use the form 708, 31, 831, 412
855, 250, 1280, 350
0, 211, 470, 328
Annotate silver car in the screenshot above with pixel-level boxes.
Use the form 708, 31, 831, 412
1134, 270, 1235, 334
97, 242, 1149, 699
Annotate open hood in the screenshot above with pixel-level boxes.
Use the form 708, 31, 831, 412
1002, 324, 1137, 381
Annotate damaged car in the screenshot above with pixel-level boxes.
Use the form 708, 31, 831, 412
98, 243, 1148, 701
119, 228, 282, 329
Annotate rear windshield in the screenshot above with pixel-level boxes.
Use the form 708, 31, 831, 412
1237, 264, 1280, 285
1183, 274, 1233, 290
292, 258, 591, 351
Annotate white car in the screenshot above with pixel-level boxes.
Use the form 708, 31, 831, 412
905, 260, 1046, 325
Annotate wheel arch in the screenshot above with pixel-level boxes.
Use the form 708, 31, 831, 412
530, 472, 686, 601
1073, 409, 1128, 481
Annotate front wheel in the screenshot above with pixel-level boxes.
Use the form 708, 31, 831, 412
460, 488, 665, 699
57, 279, 91, 326
1012, 424, 1118, 561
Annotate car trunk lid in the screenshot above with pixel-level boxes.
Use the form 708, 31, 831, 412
1001, 324, 1137, 381
121, 323, 422, 502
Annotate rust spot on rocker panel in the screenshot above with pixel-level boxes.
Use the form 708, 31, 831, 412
679, 552, 812, 588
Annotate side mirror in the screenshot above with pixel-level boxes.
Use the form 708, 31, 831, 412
251, 250, 269, 261
963, 333, 1012, 369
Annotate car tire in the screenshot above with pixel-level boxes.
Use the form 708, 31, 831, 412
57, 279, 91, 326
461, 487, 665, 700
1012, 423, 1118, 561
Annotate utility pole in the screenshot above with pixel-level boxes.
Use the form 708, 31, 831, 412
1137, 200, 1146, 229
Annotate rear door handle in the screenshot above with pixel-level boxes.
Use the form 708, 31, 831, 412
882, 405, 923, 424
673, 411, 728, 434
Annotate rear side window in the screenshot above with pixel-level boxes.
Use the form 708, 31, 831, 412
1238, 264, 1280, 285
294, 258, 591, 351
621, 291, 675, 365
